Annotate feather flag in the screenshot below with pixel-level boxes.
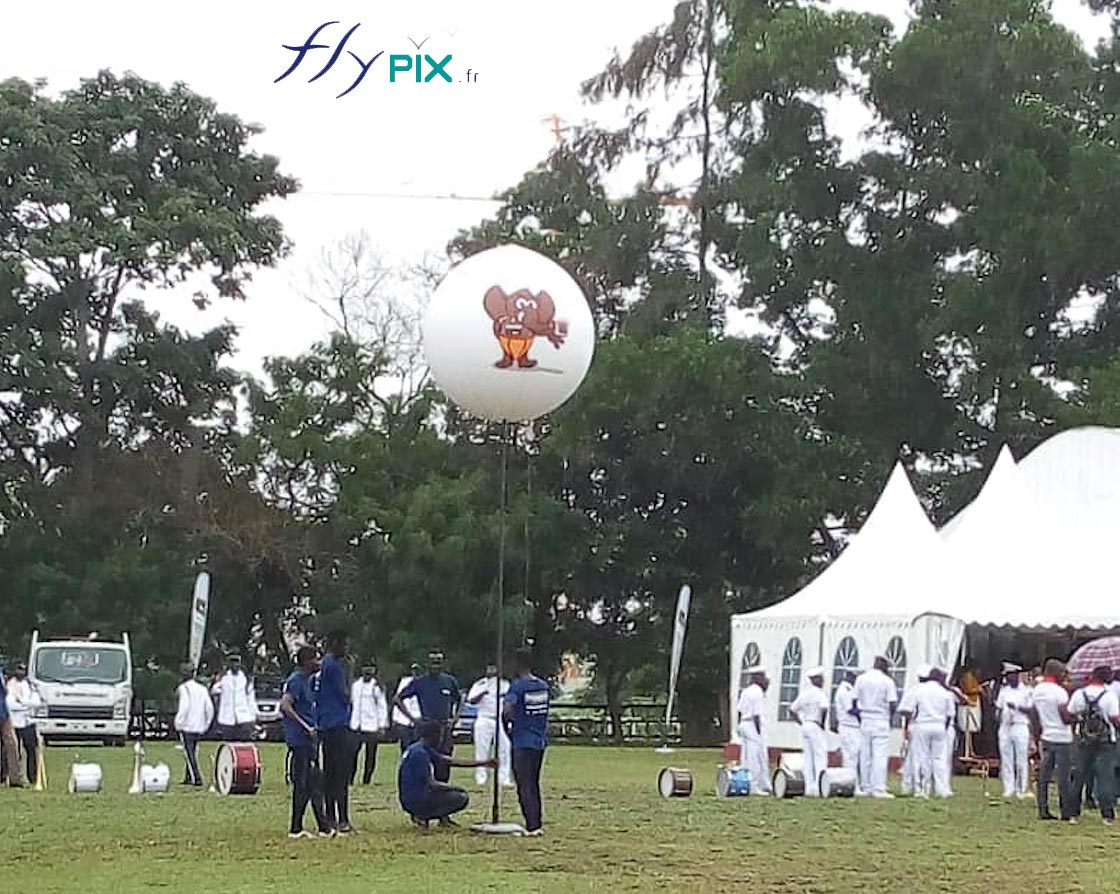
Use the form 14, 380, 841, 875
189, 572, 210, 670
664, 584, 691, 727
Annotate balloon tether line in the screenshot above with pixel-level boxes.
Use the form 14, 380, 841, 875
492, 421, 511, 825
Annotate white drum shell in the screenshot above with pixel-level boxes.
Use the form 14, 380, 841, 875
819, 767, 857, 798
141, 763, 171, 793
69, 763, 103, 794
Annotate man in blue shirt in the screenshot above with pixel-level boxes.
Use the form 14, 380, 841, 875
280, 646, 330, 838
394, 650, 461, 782
503, 649, 550, 836
317, 631, 354, 834
399, 719, 495, 829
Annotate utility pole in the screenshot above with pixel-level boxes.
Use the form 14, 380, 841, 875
541, 113, 569, 148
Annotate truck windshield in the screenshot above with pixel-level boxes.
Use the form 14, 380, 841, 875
34, 647, 129, 685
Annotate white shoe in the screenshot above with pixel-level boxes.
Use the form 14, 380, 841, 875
1017, 792, 1034, 800
501, 781, 515, 788
872, 791, 895, 799
523, 828, 543, 837
288, 830, 314, 840
914, 792, 929, 800
752, 789, 771, 797
854, 789, 870, 797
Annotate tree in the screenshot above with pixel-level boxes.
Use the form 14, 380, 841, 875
0, 70, 298, 666
0, 70, 297, 497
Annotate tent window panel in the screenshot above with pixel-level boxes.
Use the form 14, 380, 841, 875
739, 641, 761, 692
778, 637, 803, 721
829, 636, 859, 728
886, 635, 907, 729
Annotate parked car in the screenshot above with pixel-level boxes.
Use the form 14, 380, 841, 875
452, 698, 478, 744
254, 674, 284, 741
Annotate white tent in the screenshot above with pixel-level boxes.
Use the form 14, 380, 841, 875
728, 429, 1120, 756
728, 461, 963, 753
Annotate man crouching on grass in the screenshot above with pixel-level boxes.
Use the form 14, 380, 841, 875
399, 719, 495, 829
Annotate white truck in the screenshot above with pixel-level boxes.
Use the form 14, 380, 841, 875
28, 631, 132, 745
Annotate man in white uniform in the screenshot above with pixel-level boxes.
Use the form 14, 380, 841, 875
737, 666, 771, 795
994, 662, 1033, 799
349, 663, 389, 785
211, 655, 258, 740
175, 662, 214, 786
4, 663, 40, 787
832, 668, 861, 786
392, 663, 422, 752
467, 663, 512, 787
907, 667, 956, 798
896, 665, 931, 796
852, 655, 898, 798
790, 666, 829, 796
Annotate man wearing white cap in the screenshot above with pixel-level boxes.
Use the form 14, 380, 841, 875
790, 667, 829, 796
736, 667, 771, 795
852, 656, 898, 797
832, 668, 861, 785
995, 662, 1032, 799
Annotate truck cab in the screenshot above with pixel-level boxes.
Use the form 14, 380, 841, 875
28, 631, 132, 745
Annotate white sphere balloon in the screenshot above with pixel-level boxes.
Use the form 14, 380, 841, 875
422, 244, 596, 422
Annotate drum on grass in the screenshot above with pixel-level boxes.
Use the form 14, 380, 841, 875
658, 767, 693, 798
215, 743, 261, 795
141, 762, 171, 793
68, 763, 103, 794
772, 767, 805, 798
716, 766, 752, 797
819, 767, 857, 798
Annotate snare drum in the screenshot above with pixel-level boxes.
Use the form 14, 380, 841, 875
658, 767, 693, 798
141, 762, 171, 794
716, 766, 752, 797
215, 743, 261, 795
772, 767, 805, 798
819, 767, 857, 798
68, 763, 103, 794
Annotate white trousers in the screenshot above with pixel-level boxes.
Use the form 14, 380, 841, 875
943, 725, 956, 794
859, 717, 890, 794
473, 717, 511, 784
912, 723, 950, 797
900, 736, 916, 794
801, 723, 827, 796
839, 725, 862, 785
998, 725, 1030, 796
738, 723, 770, 793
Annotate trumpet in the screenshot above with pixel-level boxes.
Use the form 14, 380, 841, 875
34, 727, 47, 791
128, 741, 144, 794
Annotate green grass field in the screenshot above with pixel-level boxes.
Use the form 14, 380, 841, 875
3, 742, 1115, 893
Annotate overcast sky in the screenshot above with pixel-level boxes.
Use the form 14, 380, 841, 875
2, 1, 1110, 379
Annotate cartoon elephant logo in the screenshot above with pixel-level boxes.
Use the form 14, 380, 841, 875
483, 285, 568, 369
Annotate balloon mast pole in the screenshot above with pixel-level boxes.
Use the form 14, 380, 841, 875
492, 421, 511, 825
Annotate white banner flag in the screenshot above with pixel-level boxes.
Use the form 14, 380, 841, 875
664, 584, 691, 727
189, 572, 210, 670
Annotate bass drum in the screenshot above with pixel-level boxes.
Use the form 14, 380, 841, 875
819, 767, 857, 798
772, 767, 805, 798
716, 766, 752, 797
215, 743, 261, 795
658, 767, 693, 798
